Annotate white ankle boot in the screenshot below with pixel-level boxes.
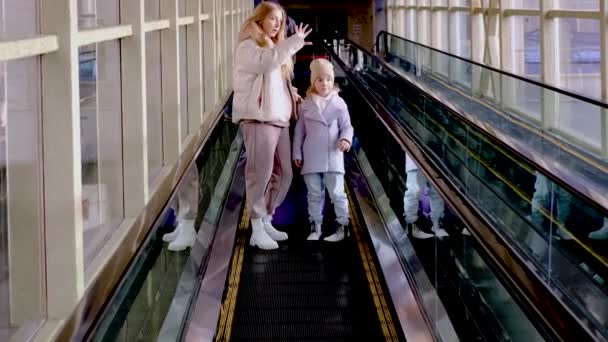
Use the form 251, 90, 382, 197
431, 219, 449, 238
250, 218, 278, 250
168, 219, 196, 251
324, 224, 346, 242
307, 222, 322, 241
263, 216, 288, 241
162, 223, 182, 242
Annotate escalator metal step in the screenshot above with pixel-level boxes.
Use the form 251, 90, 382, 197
217, 224, 389, 341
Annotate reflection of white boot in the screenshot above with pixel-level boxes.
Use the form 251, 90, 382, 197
250, 218, 278, 250
162, 223, 182, 243
168, 219, 196, 251
555, 227, 573, 240
263, 216, 288, 241
589, 221, 608, 240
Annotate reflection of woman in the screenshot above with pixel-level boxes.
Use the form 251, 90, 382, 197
233, 2, 311, 250
1, 62, 7, 131
163, 165, 199, 251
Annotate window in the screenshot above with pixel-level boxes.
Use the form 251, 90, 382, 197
79, 40, 124, 269
0, 1, 46, 340
146, 31, 164, 183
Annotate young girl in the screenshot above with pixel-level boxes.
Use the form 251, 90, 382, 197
233, 2, 311, 250
293, 58, 354, 242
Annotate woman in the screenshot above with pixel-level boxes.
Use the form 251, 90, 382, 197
232, 1, 311, 250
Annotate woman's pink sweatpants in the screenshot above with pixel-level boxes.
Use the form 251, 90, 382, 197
240, 122, 293, 219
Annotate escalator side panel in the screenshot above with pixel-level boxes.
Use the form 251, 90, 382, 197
183, 153, 248, 342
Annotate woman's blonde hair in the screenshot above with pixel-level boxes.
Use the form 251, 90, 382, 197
239, 1, 292, 78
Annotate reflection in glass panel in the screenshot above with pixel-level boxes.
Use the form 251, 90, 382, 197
556, 94, 602, 149
449, 58, 472, 90
180, 27, 189, 140
77, 0, 119, 30
79, 42, 124, 269
344, 82, 546, 341
349, 62, 608, 336
146, 31, 163, 184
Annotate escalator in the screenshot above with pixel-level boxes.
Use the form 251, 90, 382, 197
324, 34, 608, 340
81, 34, 608, 342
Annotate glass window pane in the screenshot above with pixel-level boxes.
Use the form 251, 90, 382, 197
557, 0, 599, 10
505, 16, 541, 119
451, 0, 470, 6
78, 0, 119, 30
0, 0, 38, 40
146, 0, 161, 22
557, 18, 600, 98
508, 0, 539, 9
0, 57, 45, 342
405, 9, 416, 41
180, 0, 188, 17
449, 12, 470, 59
180, 27, 189, 140
146, 31, 163, 184
432, 11, 449, 77
0, 1, 45, 340
79, 41, 124, 269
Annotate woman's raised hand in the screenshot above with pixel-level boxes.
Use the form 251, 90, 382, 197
294, 23, 313, 46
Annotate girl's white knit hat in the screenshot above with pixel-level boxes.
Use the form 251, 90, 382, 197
310, 58, 334, 85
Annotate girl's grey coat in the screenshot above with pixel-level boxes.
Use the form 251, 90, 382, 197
292, 93, 354, 175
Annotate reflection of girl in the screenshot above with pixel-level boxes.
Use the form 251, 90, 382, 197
233, 2, 311, 250
403, 153, 448, 239
589, 218, 608, 240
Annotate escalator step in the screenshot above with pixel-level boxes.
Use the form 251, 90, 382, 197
237, 283, 353, 297
233, 307, 355, 324
230, 322, 355, 340
235, 292, 353, 309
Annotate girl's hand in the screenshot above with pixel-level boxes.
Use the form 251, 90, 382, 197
294, 160, 303, 167
338, 140, 351, 152
294, 23, 313, 46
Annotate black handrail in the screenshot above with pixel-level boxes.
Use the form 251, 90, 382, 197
327, 32, 608, 219
320, 37, 598, 342
376, 30, 608, 109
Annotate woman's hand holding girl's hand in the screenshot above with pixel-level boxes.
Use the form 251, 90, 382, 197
295, 23, 313, 46
294, 160, 303, 168
338, 140, 351, 152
